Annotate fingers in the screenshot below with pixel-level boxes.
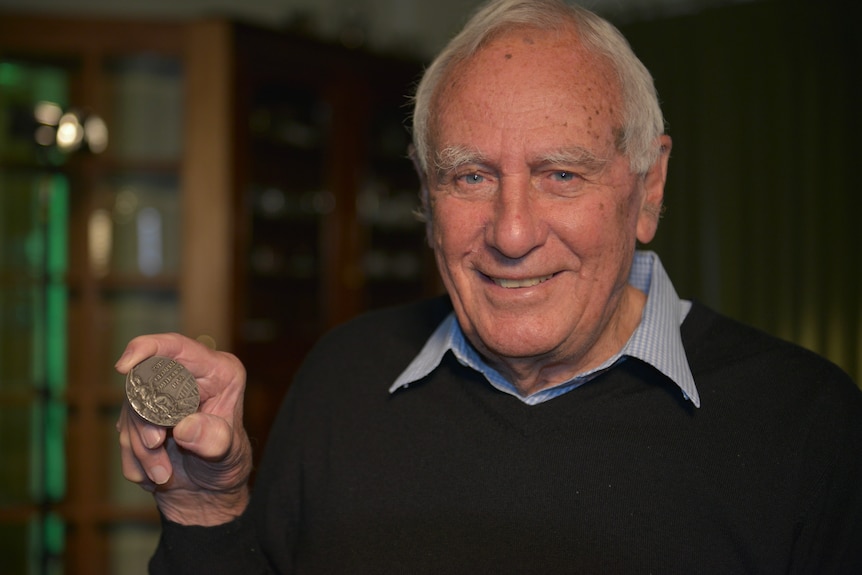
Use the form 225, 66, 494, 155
117, 415, 148, 484
116, 404, 174, 486
192, 351, 247, 411
114, 332, 253, 525
114, 332, 222, 376
114, 333, 247, 417
115, 333, 180, 373
172, 412, 233, 460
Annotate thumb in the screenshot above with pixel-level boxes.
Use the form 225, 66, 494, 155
172, 413, 232, 460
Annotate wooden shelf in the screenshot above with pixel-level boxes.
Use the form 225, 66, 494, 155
65, 273, 180, 292
57, 502, 160, 525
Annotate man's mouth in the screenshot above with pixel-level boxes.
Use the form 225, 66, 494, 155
491, 274, 554, 289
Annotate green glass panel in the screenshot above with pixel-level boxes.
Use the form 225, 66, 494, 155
43, 512, 66, 575
28, 180, 47, 392
0, 514, 63, 575
32, 67, 67, 107
29, 400, 45, 502
0, 284, 38, 390
47, 174, 70, 393
0, 59, 69, 165
44, 400, 66, 501
0, 61, 25, 86
0, 58, 69, 574
0, 173, 38, 271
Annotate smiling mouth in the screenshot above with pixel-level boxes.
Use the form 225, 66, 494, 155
491, 274, 554, 289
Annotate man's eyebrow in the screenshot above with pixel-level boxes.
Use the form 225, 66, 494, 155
536, 147, 610, 172
433, 145, 486, 175
431, 145, 610, 180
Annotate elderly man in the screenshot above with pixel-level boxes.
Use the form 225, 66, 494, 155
116, 0, 862, 572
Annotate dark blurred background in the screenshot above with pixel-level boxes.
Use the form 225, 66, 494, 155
1, 0, 858, 573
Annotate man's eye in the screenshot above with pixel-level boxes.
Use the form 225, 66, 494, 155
553, 171, 579, 182
459, 173, 485, 184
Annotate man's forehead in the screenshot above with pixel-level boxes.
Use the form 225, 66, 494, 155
459, 26, 618, 90
435, 29, 622, 124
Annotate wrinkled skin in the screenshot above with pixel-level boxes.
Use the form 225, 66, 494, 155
424, 28, 670, 395
115, 333, 252, 525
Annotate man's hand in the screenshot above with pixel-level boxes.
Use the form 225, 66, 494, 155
115, 333, 252, 526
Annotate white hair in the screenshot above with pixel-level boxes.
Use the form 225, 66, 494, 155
411, 0, 665, 200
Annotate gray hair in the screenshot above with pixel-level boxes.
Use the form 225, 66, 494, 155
411, 0, 665, 188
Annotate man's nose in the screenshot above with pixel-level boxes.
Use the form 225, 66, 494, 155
486, 178, 546, 259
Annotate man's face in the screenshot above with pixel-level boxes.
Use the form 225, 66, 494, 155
427, 28, 667, 389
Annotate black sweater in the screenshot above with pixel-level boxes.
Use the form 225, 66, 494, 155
152, 298, 862, 574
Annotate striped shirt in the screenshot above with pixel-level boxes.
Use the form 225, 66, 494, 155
389, 250, 700, 407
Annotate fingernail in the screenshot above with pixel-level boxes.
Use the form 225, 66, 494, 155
114, 351, 131, 369
149, 465, 170, 485
144, 428, 162, 449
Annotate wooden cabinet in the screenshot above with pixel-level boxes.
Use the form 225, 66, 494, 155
0, 16, 189, 575
223, 22, 435, 455
0, 13, 431, 574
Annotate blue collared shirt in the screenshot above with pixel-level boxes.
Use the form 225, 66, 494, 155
389, 250, 700, 407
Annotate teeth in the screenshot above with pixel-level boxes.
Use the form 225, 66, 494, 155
493, 274, 553, 289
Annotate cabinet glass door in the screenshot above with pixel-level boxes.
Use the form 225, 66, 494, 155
0, 59, 69, 575
1, 45, 185, 574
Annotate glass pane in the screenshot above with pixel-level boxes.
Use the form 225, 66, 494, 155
95, 174, 181, 279
102, 292, 181, 390
108, 523, 160, 575
241, 83, 330, 343
0, 514, 64, 575
108, 291, 181, 359
0, 59, 69, 166
106, 56, 183, 163
0, 280, 39, 391
0, 404, 33, 504
0, 56, 70, 575
0, 172, 68, 500
0, 520, 32, 575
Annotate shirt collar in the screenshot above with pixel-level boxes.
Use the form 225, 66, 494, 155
390, 250, 700, 407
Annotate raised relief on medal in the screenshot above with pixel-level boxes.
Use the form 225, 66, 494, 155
125, 356, 200, 427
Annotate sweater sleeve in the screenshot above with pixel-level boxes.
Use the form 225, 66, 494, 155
146, 298, 450, 574
149, 511, 275, 574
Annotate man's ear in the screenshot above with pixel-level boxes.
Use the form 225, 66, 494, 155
636, 134, 671, 244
